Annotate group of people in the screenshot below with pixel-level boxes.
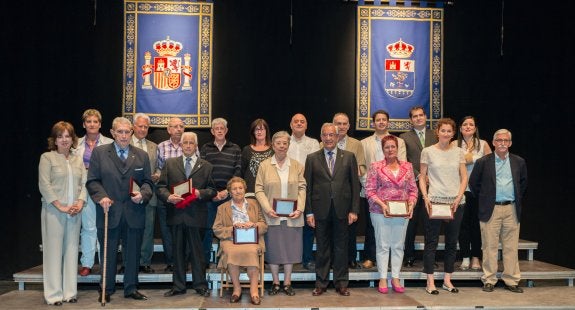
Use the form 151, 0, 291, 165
38, 107, 527, 306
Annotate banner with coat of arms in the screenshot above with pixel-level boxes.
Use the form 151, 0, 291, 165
356, 6, 443, 131
123, 0, 213, 128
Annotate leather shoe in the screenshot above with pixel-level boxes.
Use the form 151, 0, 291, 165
98, 292, 111, 303
66, 298, 77, 303
361, 259, 375, 269
78, 267, 91, 276
250, 295, 261, 305
229, 293, 242, 303
196, 288, 210, 297
403, 258, 415, 268
117, 265, 125, 274
125, 291, 148, 300
505, 285, 523, 293
51, 301, 63, 306
303, 261, 315, 271
312, 287, 327, 296
139, 265, 155, 273
482, 283, 495, 292
348, 261, 360, 269
164, 264, 174, 272
336, 287, 350, 296
164, 289, 186, 297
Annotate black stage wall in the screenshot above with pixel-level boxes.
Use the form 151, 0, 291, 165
2, 0, 574, 279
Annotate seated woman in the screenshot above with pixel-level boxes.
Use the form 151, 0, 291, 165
213, 177, 268, 305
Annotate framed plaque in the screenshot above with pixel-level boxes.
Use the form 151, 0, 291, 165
429, 203, 454, 219
172, 179, 193, 197
130, 177, 141, 197
233, 226, 258, 244
386, 200, 409, 217
273, 198, 297, 217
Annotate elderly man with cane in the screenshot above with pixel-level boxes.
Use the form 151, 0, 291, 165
86, 117, 153, 304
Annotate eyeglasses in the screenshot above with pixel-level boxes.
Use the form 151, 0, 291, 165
494, 139, 511, 144
254, 127, 265, 132
321, 133, 337, 138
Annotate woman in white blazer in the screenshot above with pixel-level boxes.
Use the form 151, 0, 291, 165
38, 121, 87, 305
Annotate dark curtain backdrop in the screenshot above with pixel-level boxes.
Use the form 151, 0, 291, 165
2, 0, 574, 279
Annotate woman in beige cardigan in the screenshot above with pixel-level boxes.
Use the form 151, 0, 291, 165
213, 177, 267, 305
38, 121, 87, 306
255, 131, 306, 296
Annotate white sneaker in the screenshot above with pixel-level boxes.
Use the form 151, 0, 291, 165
460, 257, 470, 270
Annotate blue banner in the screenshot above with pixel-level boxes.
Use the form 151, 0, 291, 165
356, 6, 443, 131
123, 1, 213, 128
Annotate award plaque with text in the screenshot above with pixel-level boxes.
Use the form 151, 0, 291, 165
429, 203, 453, 219
130, 177, 141, 197
233, 227, 258, 244
172, 179, 193, 197
273, 198, 297, 217
386, 200, 409, 217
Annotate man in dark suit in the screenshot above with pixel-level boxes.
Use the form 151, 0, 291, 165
399, 106, 438, 267
305, 123, 360, 296
469, 129, 527, 293
86, 117, 153, 303
157, 131, 217, 297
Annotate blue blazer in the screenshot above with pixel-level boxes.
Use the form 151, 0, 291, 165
469, 152, 528, 222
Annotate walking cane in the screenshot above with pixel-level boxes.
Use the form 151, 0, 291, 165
101, 209, 108, 307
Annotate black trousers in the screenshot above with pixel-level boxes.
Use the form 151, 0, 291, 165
423, 204, 464, 274
404, 194, 425, 260
458, 191, 482, 258
170, 224, 207, 292
315, 203, 349, 289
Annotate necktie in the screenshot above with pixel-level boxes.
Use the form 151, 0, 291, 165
185, 157, 192, 178
119, 149, 126, 161
137, 139, 143, 150
327, 151, 334, 175
418, 131, 425, 147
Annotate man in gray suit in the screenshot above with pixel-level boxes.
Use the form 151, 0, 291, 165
399, 106, 438, 267
132, 113, 158, 273
305, 123, 360, 297
87, 117, 153, 303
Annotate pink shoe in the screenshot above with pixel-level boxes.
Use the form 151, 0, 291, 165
377, 286, 389, 294
391, 283, 405, 293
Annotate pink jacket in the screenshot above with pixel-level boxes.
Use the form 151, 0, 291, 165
365, 160, 418, 214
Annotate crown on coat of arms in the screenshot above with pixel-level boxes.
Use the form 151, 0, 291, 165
153, 36, 183, 56
386, 39, 414, 58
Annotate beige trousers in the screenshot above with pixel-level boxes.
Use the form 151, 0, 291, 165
480, 203, 521, 286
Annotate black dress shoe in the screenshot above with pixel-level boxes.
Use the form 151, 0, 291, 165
117, 265, 125, 274
164, 264, 174, 272
51, 301, 63, 306
66, 298, 77, 303
164, 289, 186, 297
229, 293, 242, 303
505, 285, 523, 293
336, 287, 350, 296
195, 288, 210, 297
125, 291, 148, 300
139, 265, 155, 273
348, 261, 359, 269
98, 292, 111, 303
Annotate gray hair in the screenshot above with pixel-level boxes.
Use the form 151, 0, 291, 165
272, 130, 291, 144
211, 117, 228, 129
181, 131, 198, 144
320, 122, 338, 135
112, 117, 132, 130
493, 128, 512, 141
133, 113, 150, 123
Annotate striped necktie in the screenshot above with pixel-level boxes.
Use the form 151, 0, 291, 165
327, 151, 334, 175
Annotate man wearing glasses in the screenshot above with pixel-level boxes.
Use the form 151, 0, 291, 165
469, 129, 528, 294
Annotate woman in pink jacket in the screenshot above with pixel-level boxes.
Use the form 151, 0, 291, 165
365, 135, 418, 294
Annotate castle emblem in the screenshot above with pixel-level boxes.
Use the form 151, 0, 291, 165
141, 36, 193, 91
384, 38, 415, 99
